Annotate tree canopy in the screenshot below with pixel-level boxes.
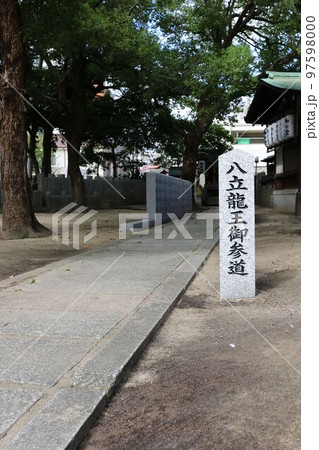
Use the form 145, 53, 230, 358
0, 0, 301, 236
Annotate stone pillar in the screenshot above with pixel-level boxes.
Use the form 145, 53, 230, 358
218, 149, 255, 299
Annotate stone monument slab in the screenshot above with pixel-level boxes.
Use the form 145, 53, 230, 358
218, 149, 255, 299
146, 172, 192, 223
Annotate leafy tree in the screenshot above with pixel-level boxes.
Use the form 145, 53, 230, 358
83, 89, 155, 172
1, 0, 301, 238
199, 123, 234, 156
0, 0, 48, 238
150, 0, 301, 183
20, 0, 163, 204
82, 78, 184, 177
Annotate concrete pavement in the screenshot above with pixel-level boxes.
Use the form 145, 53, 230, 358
0, 212, 218, 449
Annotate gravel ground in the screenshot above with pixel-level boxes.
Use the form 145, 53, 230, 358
81, 208, 301, 450
0, 208, 141, 281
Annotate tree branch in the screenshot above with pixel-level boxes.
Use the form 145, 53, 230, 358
44, 95, 68, 107
225, 2, 256, 46
244, 26, 272, 47
238, 33, 264, 51
41, 52, 61, 84
267, 49, 301, 71
253, 16, 276, 25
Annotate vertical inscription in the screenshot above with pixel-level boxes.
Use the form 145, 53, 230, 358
219, 150, 255, 299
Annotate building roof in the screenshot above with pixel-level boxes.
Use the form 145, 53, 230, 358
245, 71, 301, 125
262, 71, 301, 91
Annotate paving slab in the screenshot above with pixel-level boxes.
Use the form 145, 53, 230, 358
0, 388, 43, 436
0, 291, 78, 312
0, 311, 123, 339
0, 291, 144, 313
0, 338, 93, 386
0, 212, 218, 449
72, 281, 190, 389
4, 389, 106, 450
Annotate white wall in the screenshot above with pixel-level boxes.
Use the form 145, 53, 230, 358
52, 148, 67, 175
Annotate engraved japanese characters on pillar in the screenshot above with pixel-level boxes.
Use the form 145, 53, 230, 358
219, 149, 255, 299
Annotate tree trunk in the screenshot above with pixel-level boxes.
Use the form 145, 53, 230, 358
67, 138, 86, 205
181, 134, 201, 183
181, 94, 215, 184
42, 123, 52, 176
111, 144, 118, 178
66, 54, 86, 205
28, 124, 40, 176
0, 0, 48, 239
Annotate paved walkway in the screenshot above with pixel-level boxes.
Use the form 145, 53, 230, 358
0, 213, 218, 449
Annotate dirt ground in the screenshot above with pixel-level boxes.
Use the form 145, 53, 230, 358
0, 208, 142, 281
81, 208, 301, 450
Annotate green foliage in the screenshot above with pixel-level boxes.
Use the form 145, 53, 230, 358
199, 124, 234, 156
153, 0, 300, 102
14, 0, 300, 178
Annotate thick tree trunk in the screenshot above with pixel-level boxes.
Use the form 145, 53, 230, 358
181, 94, 215, 184
0, 0, 48, 239
181, 134, 201, 183
181, 133, 203, 208
66, 54, 86, 205
67, 138, 86, 206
